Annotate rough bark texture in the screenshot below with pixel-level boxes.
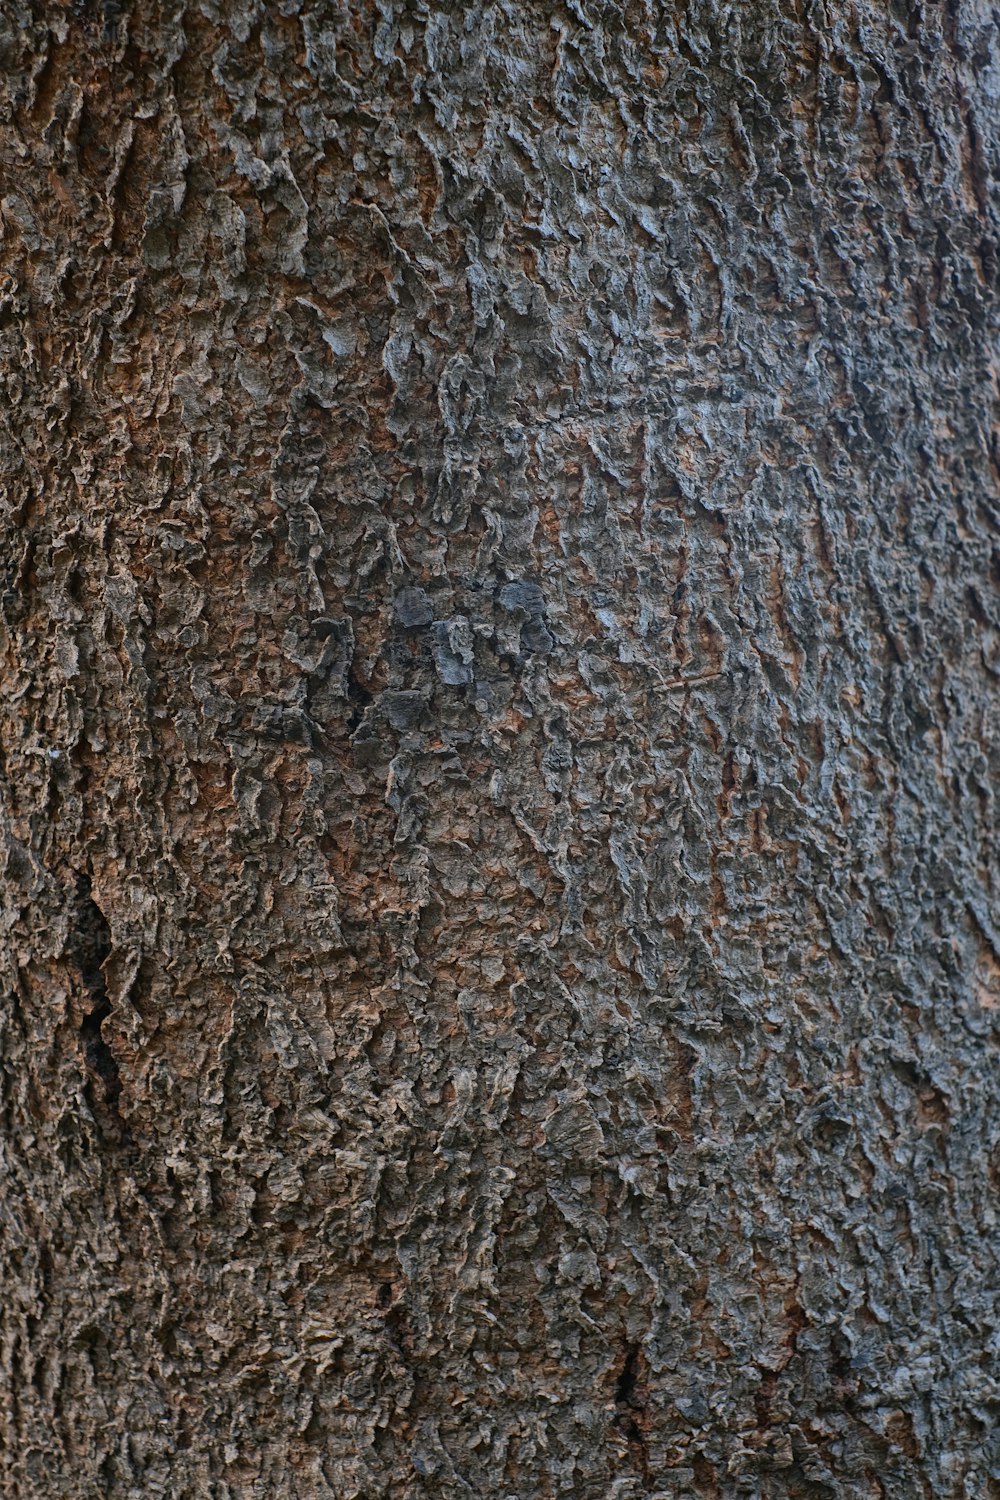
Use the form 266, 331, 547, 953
1, 1, 999, 1496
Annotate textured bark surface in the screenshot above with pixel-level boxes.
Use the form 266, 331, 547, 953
1, 1, 999, 1495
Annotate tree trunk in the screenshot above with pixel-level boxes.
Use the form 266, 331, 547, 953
1, 2, 998, 1496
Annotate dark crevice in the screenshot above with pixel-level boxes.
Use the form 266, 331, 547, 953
615, 1344, 641, 1406
80, 994, 122, 1112
613, 1343, 650, 1478
346, 670, 374, 731
68, 874, 122, 1120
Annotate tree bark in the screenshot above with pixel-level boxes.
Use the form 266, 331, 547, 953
1, 2, 999, 1496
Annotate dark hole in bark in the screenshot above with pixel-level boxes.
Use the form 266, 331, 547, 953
346, 671, 373, 731
613, 1343, 650, 1475
615, 1344, 641, 1406
69, 875, 122, 1116
80, 995, 121, 1111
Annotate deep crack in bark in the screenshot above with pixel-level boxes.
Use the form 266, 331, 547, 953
70, 876, 121, 1117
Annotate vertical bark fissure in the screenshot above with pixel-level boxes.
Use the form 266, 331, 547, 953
71, 876, 122, 1122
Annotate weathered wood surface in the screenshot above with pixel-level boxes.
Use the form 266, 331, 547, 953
1, 2, 999, 1495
